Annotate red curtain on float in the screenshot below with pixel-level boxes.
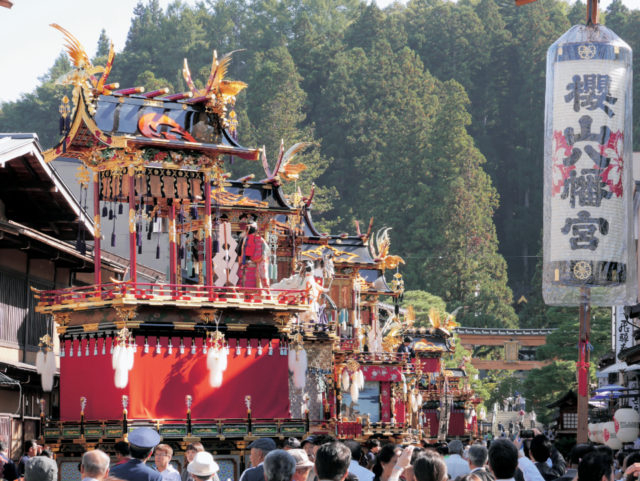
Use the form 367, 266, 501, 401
394, 401, 406, 424
448, 412, 466, 436
60, 337, 290, 421
415, 358, 440, 373
424, 411, 438, 437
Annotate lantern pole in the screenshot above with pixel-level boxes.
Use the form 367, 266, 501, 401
586, 0, 598, 25
577, 287, 591, 443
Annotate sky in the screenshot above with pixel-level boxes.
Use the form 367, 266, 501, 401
1, 0, 640, 104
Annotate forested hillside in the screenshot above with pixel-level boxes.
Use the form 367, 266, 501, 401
1, 0, 637, 328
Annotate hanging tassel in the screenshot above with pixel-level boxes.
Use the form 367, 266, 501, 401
191, 205, 198, 219
109, 207, 114, 220
156, 243, 160, 259
102, 205, 108, 217
111, 231, 116, 247
41, 351, 56, 392
341, 369, 350, 391
288, 349, 307, 390
112, 344, 122, 370
288, 347, 297, 372
118, 203, 123, 215
126, 344, 134, 370
207, 346, 227, 387
350, 376, 360, 403
357, 370, 365, 390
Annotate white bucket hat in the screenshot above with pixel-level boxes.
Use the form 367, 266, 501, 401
188, 452, 220, 477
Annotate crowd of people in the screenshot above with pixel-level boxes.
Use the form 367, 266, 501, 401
3, 428, 640, 481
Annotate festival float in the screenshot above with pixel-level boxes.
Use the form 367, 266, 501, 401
31, 25, 477, 477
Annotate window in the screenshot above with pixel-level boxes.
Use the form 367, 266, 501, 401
341, 381, 380, 423
563, 412, 577, 430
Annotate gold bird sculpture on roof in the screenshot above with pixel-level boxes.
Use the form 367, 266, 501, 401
368, 228, 405, 270
50, 23, 115, 93
183, 49, 247, 103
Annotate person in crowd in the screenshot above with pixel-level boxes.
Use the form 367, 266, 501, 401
413, 450, 448, 481
446, 440, 471, 480
288, 449, 315, 481
315, 442, 351, 481
529, 435, 565, 481
372, 444, 402, 481
18, 440, 37, 479
301, 437, 316, 461
263, 450, 296, 481
364, 440, 382, 469
24, 455, 57, 481
109, 427, 163, 481
182, 442, 205, 481
516, 438, 543, 481
114, 441, 131, 466
344, 440, 374, 481
468, 445, 494, 481
622, 453, 640, 481
239, 438, 277, 481
488, 439, 519, 481
554, 444, 593, 481
0, 439, 17, 481
397, 337, 416, 359
154, 444, 180, 481
285, 439, 302, 450
578, 452, 614, 481
187, 452, 219, 481
80, 449, 110, 481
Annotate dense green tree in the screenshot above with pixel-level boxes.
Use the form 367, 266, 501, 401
95, 29, 112, 59
523, 361, 577, 423
0, 54, 73, 148
401, 290, 448, 327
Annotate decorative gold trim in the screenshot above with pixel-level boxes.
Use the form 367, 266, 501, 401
226, 323, 248, 331
82, 323, 100, 333
173, 322, 196, 330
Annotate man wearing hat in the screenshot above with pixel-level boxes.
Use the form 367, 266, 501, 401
397, 337, 415, 359
288, 449, 315, 481
110, 427, 163, 481
239, 438, 276, 481
187, 452, 219, 481
300, 437, 316, 460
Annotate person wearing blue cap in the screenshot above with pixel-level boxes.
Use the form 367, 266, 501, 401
110, 428, 163, 481
239, 438, 277, 481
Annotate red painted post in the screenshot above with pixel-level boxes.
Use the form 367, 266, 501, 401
204, 170, 213, 290
128, 169, 137, 284
169, 202, 177, 289
93, 172, 102, 286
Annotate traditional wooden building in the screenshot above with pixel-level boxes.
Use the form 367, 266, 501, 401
0, 133, 123, 455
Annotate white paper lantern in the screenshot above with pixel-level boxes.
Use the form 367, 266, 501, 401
588, 423, 595, 442
614, 408, 640, 443
603, 421, 623, 449
542, 24, 636, 306
593, 423, 604, 444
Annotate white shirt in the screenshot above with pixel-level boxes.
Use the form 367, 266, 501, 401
349, 460, 374, 481
446, 455, 470, 480
518, 457, 545, 481
159, 464, 182, 481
